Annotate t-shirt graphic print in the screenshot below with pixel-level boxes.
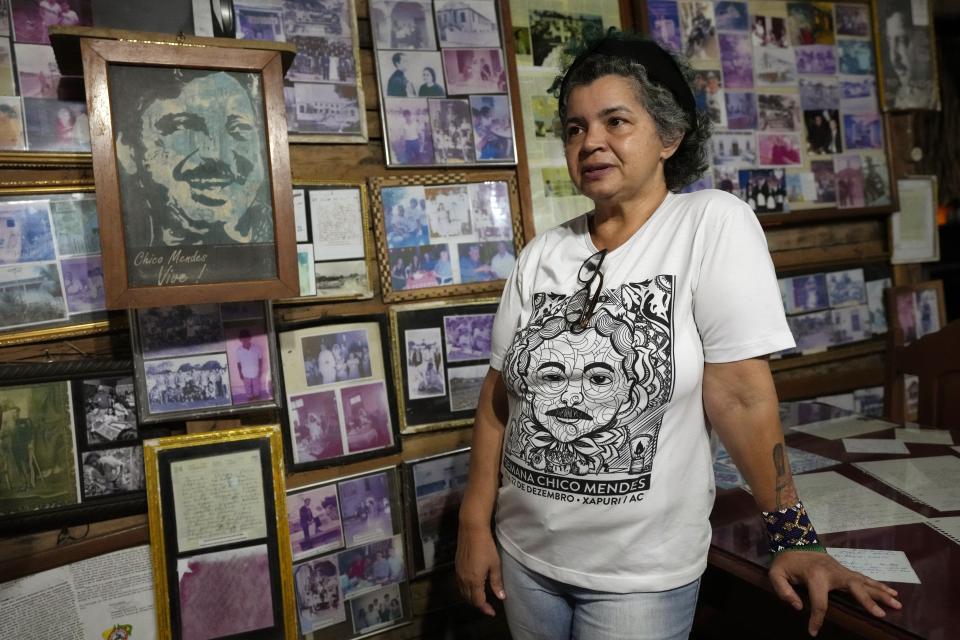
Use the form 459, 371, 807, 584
500, 275, 674, 503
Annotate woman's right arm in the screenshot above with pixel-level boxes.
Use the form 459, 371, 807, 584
455, 366, 509, 617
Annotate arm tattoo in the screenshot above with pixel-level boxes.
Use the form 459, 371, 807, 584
772, 443, 798, 510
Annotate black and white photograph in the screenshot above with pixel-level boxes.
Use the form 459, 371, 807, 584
787, 310, 833, 352
783, 273, 829, 314
679, 1, 719, 61
752, 14, 788, 48
370, 0, 437, 50
803, 109, 842, 155
282, 0, 351, 38
469, 181, 513, 240
529, 10, 603, 67
425, 184, 472, 240
288, 483, 344, 562
290, 82, 363, 135
836, 3, 870, 37
0, 263, 67, 331
294, 557, 345, 633
875, 0, 938, 110
799, 77, 840, 111
831, 305, 871, 344
754, 47, 797, 86
82, 377, 137, 445
377, 50, 445, 99
405, 327, 446, 399
826, 268, 867, 307
862, 154, 891, 206
711, 131, 756, 166
137, 304, 225, 359
288, 35, 356, 83
349, 583, 404, 635
315, 260, 372, 298
811, 159, 837, 203
80, 446, 144, 498
337, 535, 406, 600
441, 48, 506, 94
866, 278, 890, 334
757, 93, 801, 131
235, 5, 285, 40
447, 364, 486, 412
339, 472, 395, 548
384, 97, 434, 165
429, 98, 476, 164
49, 194, 99, 258
443, 313, 494, 362
795, 45, 837, 75
143, 353, 232, 414
435, 0, 500, 48
301, 328, 372, 386
410, 450, 469, 572
470, 95, 514, 162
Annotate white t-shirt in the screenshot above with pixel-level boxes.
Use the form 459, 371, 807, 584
236, 344, 263, 379
489, 189, 795, 593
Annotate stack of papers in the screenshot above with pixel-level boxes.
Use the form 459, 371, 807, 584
854, 456, 960, 512
842, 439, 910, 455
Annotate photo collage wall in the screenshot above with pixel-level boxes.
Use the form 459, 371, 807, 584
647, 0, 892, 212
371, 0, 518, 166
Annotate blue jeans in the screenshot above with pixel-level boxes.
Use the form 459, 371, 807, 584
499, 549, 700, 640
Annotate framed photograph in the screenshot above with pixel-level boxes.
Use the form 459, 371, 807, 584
887, 280, 946, 344
825, 268, 867, 308
390, 298, 498, 433
130, 301, 281, 423
371, 174, 521, 302
402, 448, 470, 575
872, 0, 939, 110
0, 360, 159, 535
278, 182, 375, 305
79, 36, 298, 307
278, 314, 400, 471
143, 425, 297, 640
288, 466, 413, 639
891, 176, 939, 264
234, 0, 368, 143
372, 0, 517, 167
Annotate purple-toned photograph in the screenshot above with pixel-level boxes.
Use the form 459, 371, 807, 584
350, 583, 404, 635
647, 0, 682, 52
383, 184, 429, 248
143, 353, 231, 414
301, 329, 372, 387
339, 472, 394, 547
14, 42, 59, 98
342, 381, 394, 454
835, 154, 866, 208
425, 184, 471, 240
235, 5, 284, 40
788, 310, 833, 351
752, 15, 787, 47
832, 305, 871, 344
840, 77, 878, 114
370, 0, 438, 50
738, 169, 787, 213
429, 98, 476, 164
788, 274, 829, 313
387, 244, 452, 291
719, 33, 753, 89
469, 181, 512, 240
0, 201, 55, 265
290, 389, 344, 464
378, 50, 445, 99
724, 91, 758, 129
384, 97, 434, 165
715, 1, 749, 30
11, 0, 91, 45
60, 254, 105, 314
441, 48, 506, 94
826, 268, 867, 307
224, 319, 273, 404
23, 98, 89, 152
803, 109, 841, 155
799, 77, 839, 111
294, 557, 345, 633
458, 240, 514, 282
137, 304, 224, 359
843, 113, 883, 150
836, 3, 870, 37
405, 327, 445, 399
795, 45, 836, 75
470, 95, 514, 162
444, 313, 494, 362
288, 483, 344, 561
680, 175, 713, 194
758, 132, 802, 166
178, 545, 275, 640
337, 535, 406, 599
811, 159, 837, 203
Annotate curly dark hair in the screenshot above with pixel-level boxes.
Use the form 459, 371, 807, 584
554, 32, 712, 192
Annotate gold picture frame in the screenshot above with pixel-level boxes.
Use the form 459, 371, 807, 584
143, 425, 297, 640
370, 172, 523, 303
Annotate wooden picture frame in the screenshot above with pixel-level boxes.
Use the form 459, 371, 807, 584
389, 297, 498, 433
79, 36, 298, 308
402, 448, 470, 577
286, 466, 414, 638
143, 425, 297, 640
279, 181, 376, 305
872, 0, 940, 111
0, 360, 167, 535
0, 182, 121, 347
370, 172, 522, 303
129, 301, 282, 424
277, 314, 402, 471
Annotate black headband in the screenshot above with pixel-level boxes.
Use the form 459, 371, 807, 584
559, 38, 698, 132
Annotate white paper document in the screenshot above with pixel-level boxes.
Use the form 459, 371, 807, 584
926, 517, 960, 545
843, 438, 911, 455
790, 416, 897, 440
793, 471, 926, 534
826, 548, 921, 584
894, 428, 954, 445
952, 446, 960, 455
854, 456, 960, 512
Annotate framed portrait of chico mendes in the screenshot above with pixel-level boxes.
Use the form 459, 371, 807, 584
74, 30, 299, 308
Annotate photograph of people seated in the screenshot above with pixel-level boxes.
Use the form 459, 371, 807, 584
341, 382, 393, 454
337, 537, 406, 599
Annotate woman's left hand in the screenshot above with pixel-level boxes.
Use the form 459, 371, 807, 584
768, 550, 902, 637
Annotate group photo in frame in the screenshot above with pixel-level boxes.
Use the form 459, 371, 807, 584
287, 466, 413, 639
0, 360, 159, 535
389, 298, 497, 433
233, 0, 368, 143
370, 0, 518, 167
871, 0, 939, 111
0, 184, 115, 347
402, 448, 470, 576
143, 425, 297, 640
130, 300, 281, 424
79, 35, 298, 307
371, 174, 522, 302
277, 314, 401, 471
282, 181, 375, 304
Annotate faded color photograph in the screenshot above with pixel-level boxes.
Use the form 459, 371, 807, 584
405, 327, 446, 400
301, 328, 371, 387
337, 535, 405, 599
443, 313, 494, 362
425, 185, 472, 240
384, 97, 434, 165
289, 389, 344, 463
342, 381, 394, 454
23, 98, 90, 152
441, 48, 506, 94
469, 181, 512, 241
835, 154, 865, 208
294, 557, 345, 633
0, 97, 25, 151
137, 304, 225, 359
370, 0, 437, 50
49, 195, 99, 257
647, 0, 681, 52
11, 0, 90, 45
826, 268, 867, 307
224, 318, 273, 404
0, 262, 67, 330
349, 583, 403, 635
429, 98, 476, 164
412, 451, 469, 571
724, 91, 757, 129
0, 201, 55, 265
470, 95, 514, 162
339, 471, 394, 547
288, 483, 344, 561
60, 255, 105, 314
14, 42, 59, 98
679, 1, 719, 60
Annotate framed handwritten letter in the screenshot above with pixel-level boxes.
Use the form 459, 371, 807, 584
143, 425, 297, 639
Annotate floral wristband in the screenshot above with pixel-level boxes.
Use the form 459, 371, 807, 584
761, 500, 825, 555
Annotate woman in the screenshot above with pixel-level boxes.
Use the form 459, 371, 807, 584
455, 33, 900, 639
418, 67, 444, 96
